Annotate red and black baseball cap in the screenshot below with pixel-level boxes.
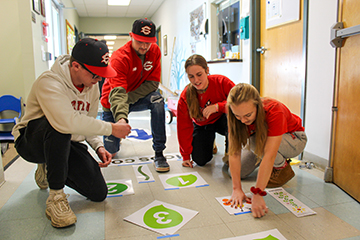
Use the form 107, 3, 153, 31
131, 18, 157, 43
71, 38, 116, 78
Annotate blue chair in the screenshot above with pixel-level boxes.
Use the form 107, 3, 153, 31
0, 95, 23, 142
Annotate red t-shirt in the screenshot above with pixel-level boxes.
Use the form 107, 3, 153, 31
177, 75, 235, 160
247, 98, 305, 136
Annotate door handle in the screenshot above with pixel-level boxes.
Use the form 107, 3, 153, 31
256, 46, 268, 55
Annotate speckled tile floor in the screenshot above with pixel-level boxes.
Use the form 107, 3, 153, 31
1, 111, 360, 240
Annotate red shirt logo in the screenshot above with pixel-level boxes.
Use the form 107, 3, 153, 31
143, 61, 153, 71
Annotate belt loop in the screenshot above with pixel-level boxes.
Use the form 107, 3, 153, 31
290, 133, 296, 139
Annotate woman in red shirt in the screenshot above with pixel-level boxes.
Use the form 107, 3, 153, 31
226, 83, 307, 218
177, 54, 235, 167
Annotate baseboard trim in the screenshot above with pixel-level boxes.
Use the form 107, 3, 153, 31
4, 155, 19, 171
302, 151, 329, 171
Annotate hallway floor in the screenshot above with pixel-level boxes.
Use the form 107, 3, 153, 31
1, 111, 360, 240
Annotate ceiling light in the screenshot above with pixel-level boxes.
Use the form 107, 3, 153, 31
108, 46, 114, 49
106, 41, 115, 45
104, 35, 117, 40
108, 0, 131, 6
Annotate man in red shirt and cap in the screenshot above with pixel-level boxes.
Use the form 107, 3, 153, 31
101, 18, 169, 172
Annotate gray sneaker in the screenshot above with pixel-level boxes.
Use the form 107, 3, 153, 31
46, 191, 77, 228
35, 163, 48, 189
154, 156, 170, 172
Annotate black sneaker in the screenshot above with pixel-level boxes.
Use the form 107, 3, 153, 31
154, 156, 170, 172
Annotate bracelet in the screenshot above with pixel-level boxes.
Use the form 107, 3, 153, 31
250, 186, 267, 196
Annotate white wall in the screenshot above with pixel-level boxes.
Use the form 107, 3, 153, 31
0, 0, 35, 99
304, 0, 337, 163
0, 0, 80, 102
31, 1, 50, 79
208, 61, 249, 85
62, 0, 80, 55
151, 0, 198, 93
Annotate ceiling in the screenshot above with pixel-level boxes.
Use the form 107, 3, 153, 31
64, 0, 165, 54
68, 0, 165, 18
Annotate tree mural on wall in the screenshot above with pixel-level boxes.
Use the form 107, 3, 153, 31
170, 39, 189, 92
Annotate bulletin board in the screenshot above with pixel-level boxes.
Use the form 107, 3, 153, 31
66, 20, 75, 54
266, 0, 300, 29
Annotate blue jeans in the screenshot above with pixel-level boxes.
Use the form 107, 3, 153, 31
103, 91, 166, 154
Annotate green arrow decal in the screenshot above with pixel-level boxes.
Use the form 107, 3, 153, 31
166, 174, 197, 187
138, 166, 150, 180
107, 182, 128, 195
143, 204, 183, 229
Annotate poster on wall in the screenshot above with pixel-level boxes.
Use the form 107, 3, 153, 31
266, 0, 300, 29
32, 0, 41, 14
190, 3, 206, 43
66, 20, 75, 54
40, 0, 46, 17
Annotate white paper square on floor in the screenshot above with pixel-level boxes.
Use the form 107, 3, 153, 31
106, 179, 134, 198
267, 187, 316, 217
215, 195, 252, 215
109, 152, 182, 167
133, 164, 155, 183
124, 200, 198, 236
220, 228, 287, 240
158, 172, 209, 190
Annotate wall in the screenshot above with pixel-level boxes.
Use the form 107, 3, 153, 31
79, 17, 138, 34
0, 0, 79, 102
303, 0, 337, 168
0, 0, 35, 100
62, 0, 80, 55
0, 152, 4, 186
151, 0, 196, 93
32, 1, 50, 79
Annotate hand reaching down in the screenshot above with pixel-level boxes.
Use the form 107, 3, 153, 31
111, 121, 131, 139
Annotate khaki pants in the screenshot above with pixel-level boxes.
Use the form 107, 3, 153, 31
240, 131, 307, 179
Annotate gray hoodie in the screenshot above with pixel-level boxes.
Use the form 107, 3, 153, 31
12, 55, 112, 151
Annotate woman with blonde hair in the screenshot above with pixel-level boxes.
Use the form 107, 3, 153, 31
227, 83, 307, 218
177, 54, 235, 167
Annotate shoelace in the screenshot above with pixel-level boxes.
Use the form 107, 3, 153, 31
271, 168, 281, 178
53, 194, 71, 212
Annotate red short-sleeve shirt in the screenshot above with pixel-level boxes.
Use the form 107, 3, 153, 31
248, 98, 305, 137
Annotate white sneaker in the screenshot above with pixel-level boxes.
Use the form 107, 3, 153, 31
46, 190, 77, 228
35, 163, 48, 189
